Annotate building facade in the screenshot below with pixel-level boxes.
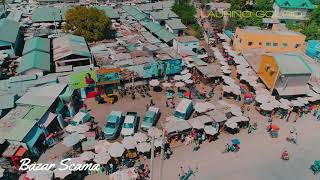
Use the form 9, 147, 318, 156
233, 26, 306, 53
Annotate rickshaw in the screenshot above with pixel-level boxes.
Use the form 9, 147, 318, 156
310, 160, 320, 174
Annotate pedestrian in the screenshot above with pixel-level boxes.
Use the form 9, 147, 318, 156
166, 100, 169, 107
287, 107, 293, 122
150, 97, 154, 106
146, 103, 149, 111
179, 166, 185, 178
171, 101, 175, 109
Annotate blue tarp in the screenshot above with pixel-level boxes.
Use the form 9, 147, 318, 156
224, 30, 234, 40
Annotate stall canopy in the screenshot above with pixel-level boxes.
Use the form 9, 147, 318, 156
23, 126, 43, 149
59, 86, 74, 102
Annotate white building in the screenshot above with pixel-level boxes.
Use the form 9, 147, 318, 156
173, 36, 200, 54
165, 19, 186, 36
272, 0, 315, 23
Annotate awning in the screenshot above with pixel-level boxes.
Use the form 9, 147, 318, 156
59, 86, 74, 102
23, 126, 43, 149
41, 112, 57, 128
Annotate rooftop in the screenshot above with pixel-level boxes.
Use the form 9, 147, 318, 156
0, 94, 16, 110
95, 6, 120, 19
272, 53, 312, 75
0, 18, 20, 44
16, 84, 67, 107
275, 0, 315, 9
175, 36, 199, 43
150, 9, 178, 20
32, 7, 69, 23
165, 19, 186, 30
53, 35, 91, 61
239, 26, 305, 37
18, 51, 51, 74
23, 37, 50, 55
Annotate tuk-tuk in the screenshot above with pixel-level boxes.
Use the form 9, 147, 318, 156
70, 111, 92, 126
311, 160, 320, 174
174, 99, 193, 120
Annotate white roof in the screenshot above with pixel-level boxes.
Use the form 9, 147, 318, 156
124, 115, 135, 123
149, 106, 159, 113
72, 112, 88, 123
176, 99, 192, 113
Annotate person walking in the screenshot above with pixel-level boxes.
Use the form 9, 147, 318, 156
166, 100, 169, 107
150, 97, 154, 106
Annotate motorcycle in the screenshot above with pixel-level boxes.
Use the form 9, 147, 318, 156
286, 136, 297, 144
281, 151, 290, 160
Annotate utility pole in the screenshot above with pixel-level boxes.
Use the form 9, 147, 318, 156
159, 130, 165, 180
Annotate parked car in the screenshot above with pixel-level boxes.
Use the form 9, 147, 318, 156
121, 112, 138, 137
103, 111, 124, 139
70, 112, 92, 126
141, 107, 160, 131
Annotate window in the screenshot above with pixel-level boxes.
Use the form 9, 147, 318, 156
282, 42, 287, 48
248, 42, 253, 46
193, 43, 197, 45
239, 39, 242, 43
266, 42, 271, 47
295, 44, 301, 48
273, 42, 278, 47
259, 42, 262, 46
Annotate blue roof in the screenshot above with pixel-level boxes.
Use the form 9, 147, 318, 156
306, 40, 320, 61
0, 18, 20, 43
274, 53, 312, 75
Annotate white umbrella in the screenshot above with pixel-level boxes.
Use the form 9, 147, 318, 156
291, 100, 304, 107
175, 82, 185, 88
223, 85, 232, 93
260, 103, 274, 111
108, 142, 125, 158
181, 69, 189, 75
54, 168, 72, 179
220, 65, 230, 71
230, 106, 242, 116
149, 79, 160, 87
162, 82, 172, 88
222, 69, 231, 74
227, 116, 242, 124
27, 170, 53, 180
231, 87, 241, 95
218, 100, 230, 107
94, 140, 111, 154
173, 75, 182, 81
184, 79, 193, 84
194, 102, 215, 113
183, 73, 192, 79
63, 133, 83, 147
0, 167, 4, 178
224, 121, 238, 129
136, 142, 151, 153
75, 124, 90, 134
65, 125, 77, 133
147, 127, 162, 138
255, 95, 268, 103
154, 138, 163, 147
134, 132, 148, 143
122, 136, 137, 149
204, 125, 218, 135
297, 97, 309, 105
79, 151, 96, 161
279, 103, 290, 110
93, 152, 111, 164
188, 118, 205, 129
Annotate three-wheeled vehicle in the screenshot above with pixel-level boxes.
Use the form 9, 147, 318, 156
310, 160, 320, 175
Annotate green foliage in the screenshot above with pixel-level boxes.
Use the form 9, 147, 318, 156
172, 0, 196, 25
226, 0, 273, 30
192, 24, 204, 39
208, 11, 224, 31
301, 6, 320, 40
310, 0, 320, 5
64, 6, 112, 42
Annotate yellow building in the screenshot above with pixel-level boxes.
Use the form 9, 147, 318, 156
233, 25, 306, 53
257, 52, 312, 96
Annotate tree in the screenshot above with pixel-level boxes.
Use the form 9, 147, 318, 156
172, 0, 197, 25
64, 6, 112, 42
301, 6, 320, 40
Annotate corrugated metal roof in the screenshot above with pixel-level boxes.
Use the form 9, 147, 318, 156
165, 19, 186, 30
274, 53, 312, 75
275, 0, 315, 9
0, 18, 20, 44
18, 51, 51, 73
23, 37, 50, 55
23, 106, 49, 121
0, 118, 37, 141
32, 7, 69, 22
16, 84, 67, 107
143, 21, 175, 42
95, 6, 120, 19
0, 94, 16, 110
53, 35, 91, 61
7, 10, 22, 22
150, 9, 178, 20
122, 5, 148, 21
